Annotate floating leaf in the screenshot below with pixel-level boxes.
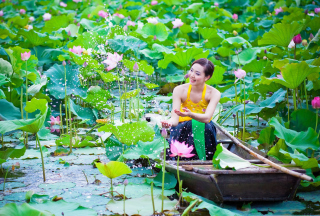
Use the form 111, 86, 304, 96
95, 161, 132, 179
0, 203, 53, 216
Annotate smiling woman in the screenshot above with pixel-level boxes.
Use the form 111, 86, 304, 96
161, 58, 221, 160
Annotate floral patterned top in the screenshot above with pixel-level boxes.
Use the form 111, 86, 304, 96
179, 84, 212, 122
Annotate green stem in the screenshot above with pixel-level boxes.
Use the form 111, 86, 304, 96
68, 97, 72, 154
123, 185, 126, 216
304, 79, 309, 110
59, 103, 64, 135
177, 156, 181, 195
82, 170, 89, 184
124, 81, 127, 120
110, 178, 114, 199
36, 133, 46, 182
136, 74, 140, 121
287, 88, 290, 122
182, 199, 199, 216
293, 88, 297, 110
147, 157, 154, 175
242, 79, 246, 141
161, 137, 166, 213
21, 87, 26, 147
315, 109, 318, 134
64, 65, 68, 134
3, 166, 10, 191
151, 182, 155, 215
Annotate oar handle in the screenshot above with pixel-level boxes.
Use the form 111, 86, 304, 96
216, 124, 313, 182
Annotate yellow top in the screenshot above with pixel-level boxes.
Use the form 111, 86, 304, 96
179, 84, 212, 122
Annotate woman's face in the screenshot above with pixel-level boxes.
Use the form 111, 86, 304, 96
188, 63, 209, 85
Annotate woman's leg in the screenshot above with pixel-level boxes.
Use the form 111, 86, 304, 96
204, 121, 218, 160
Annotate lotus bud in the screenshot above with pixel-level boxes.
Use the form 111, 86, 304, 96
62, 61, 66, 66
87, 14, 91, 18
263, 56, 267, 60
245, 100, 250, 104
293, 34, 302, 44
264, 49, 267, 54
302, 39, 308, 46
181, 7, 183, 11
77, 23, 80, 26
304, 9, 309, 14
312, 97, 320, 109
174, 43, 177, 48
184, 74, 189, 79
161, 128, 167, 138
68, 30, 71, 36
133, 62, 139, 71
153, 35, 157, 40
309, 33, 314, 41
172, 5, 176, 10
195, 21, 198, 25
235, 50, 239, 55
83, 61, 88, 68
74, 20, 77, 23
312, 1, 315, 4
124, 179, 128, 186
184, 42, 187, 46
232, 114, 236, 118
233, 30, 238, 36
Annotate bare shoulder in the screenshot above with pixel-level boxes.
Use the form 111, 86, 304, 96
206, 85, 221, 101
173, 83, 189, 94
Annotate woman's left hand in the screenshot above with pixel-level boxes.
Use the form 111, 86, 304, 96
174, 107, 192, 117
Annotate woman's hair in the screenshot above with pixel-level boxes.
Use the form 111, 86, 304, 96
191, 58, 214, 78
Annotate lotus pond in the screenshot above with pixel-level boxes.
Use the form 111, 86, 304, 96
1, 0, 320, 215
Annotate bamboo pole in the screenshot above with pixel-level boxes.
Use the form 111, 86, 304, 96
215, 124, 313, 182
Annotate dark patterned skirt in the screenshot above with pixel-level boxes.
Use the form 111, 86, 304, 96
166, 120, 217, 160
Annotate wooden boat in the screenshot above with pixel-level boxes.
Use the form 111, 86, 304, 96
165, 124, 306, 202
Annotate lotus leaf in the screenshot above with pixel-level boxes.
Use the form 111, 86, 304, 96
213, 144, 251, 170
206, 65, 225, 85
84, 86, 112, 110
69, 98, 97, 125
0, 58, 13, 76
95, 161, 132, 179
279, 149, 319, 169
27, 75, 47, 96
123, 59, 154, 75
152, 170, 177, 189
0, 203, 53, 216
141, 23, 168, 41
105, 135, 131, 161
0, 143, 26, 165
268, 139, 292, 164
232, 47, 266, 65
269, 117, 320, 151
120, 89, 140, 100
0, 99, 21, 120
223, 36, 252, 48
98, 121, 155, 145
67, 31, 100, 50
96, 70, 119, 83
290, 109, 320, 133
108, 35, 147, 56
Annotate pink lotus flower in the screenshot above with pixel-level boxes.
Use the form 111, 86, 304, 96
60, 2, 67, 7
151, 0, 158, 5
214, 2, 219, 6
172, 18, 183, 28
232, 14, 238, 21
276, 72, 283, 79
127, 20, 135, 26
48, 116, 61, 126
73, 0, 82, 2
98, 10, 108, 18
103, 52, 123, 71
0, 10, 3, 17
293, 34, 302, 44
147, 17, 158, 24
43, 13, 52, 21
123, 25, 128, 31
20, 9, 26, 14
275, 7, 283, 15
315, 8, 320, 13
234, 69, 246, 83
161, 128, 167, 138
114, 13, 125, 18
312, 97, 320, 109
29, 16, 34, 22
69, 46, 83, 55
21, 51, 31, 61
50, 125, 60, 133
169, 140, 195, 158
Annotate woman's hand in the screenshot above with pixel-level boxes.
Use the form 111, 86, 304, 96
174, 107, 192, 117
160, 120, 172, 128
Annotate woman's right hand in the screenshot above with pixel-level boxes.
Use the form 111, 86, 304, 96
160, 120, 172, 128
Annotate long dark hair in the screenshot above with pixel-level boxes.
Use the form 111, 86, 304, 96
191, 58, 214, 78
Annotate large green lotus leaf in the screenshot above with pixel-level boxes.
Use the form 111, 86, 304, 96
307, 29, 320, 50
269, 117, 320, 151
0, 23, 17, 39
258, 21, 304, 47
8, 16, 29, 28
279, 149, 319, 169
108, 35, 148, 56
98, 121, 155, 145
0, 74, 8, 86
84, 86, 112, 110
186, 2, 203, 13
60, 24, 80, 38
259, 88, 286, 108
267, 139, 292, 163
5, 46, 33, 75
290, 109, 319, 133
216, 47, 235, 57
139, 49, 163, 59
257, 126, 275, 152
152, 170, 177, 190
95, 161, 132, 179
67, 52, 101, 69
44, 64, 87, 99
0, 143, 26, 165
141, 23, 168, 41
120, 89, 140, 100
27, 75, 47, 96
0, 203, 53, 216
79, 18, 98, 30
37, 127, 59, 140
232, 47, 265, 65
273, 61, 320, 89
29, 200, 97, 216
105, 135, 131, 161
55, 134, 97, 148
159, 47, 209, 69
67, 31, 100, 50
206, 65, 225, 85
69, 99, 97, 125
97, 70, 119, 83
106, 195, 176, 215
193, 199, 238, 216
122, 137, 167, 160
242, 59, 268, 73
0, 99, 21, 120
0, 58, 13, 76
32, 46, 64, 67
213, 144, 251, 170
123, 59, 154, 75
152, 43, 175, 54
18, 29, 51, 47
222, 36, 252, 48
41, 15, 70, 33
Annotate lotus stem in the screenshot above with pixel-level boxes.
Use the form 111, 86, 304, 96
36, 133, 46, 182
304, 79, 309, 110
68, 97, 72, 154
3, 166, 10, 192
287, 88, 290, 122
176, 156, 181, 195
116, 70, 122, 123
315, 109, 318, 134
293, 88, 297, 110
123, 184, 126, 216
136, 73, 140, 121
59, 103, 64, 135
181, 199, 199, 216
82, 170, 89, 184
110, 178, 114, 199
21, 87, 26, 146
25, 61, 28, 145
151, 181, 155, 215
129, 97, 132, 123
64, 64, 68, 134
161, 137, 166, 213
147, 157, 154, 175
242, 79, 246, 141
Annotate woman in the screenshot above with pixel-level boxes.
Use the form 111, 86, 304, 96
161, 58, 221, 160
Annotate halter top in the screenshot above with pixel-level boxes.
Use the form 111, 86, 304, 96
179, 84, 212, 122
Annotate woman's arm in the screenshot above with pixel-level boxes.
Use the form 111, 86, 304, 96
174, 90, 221, 123
161, 86, 182, 128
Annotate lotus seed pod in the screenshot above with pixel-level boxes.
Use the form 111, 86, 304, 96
302, 39, 308, 46
233, 30, 238, 36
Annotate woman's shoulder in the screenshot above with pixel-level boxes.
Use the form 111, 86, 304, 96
173, 83, 189, 92
206, 85, 221, 98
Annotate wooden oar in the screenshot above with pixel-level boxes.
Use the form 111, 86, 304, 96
215, 124, 313, 182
